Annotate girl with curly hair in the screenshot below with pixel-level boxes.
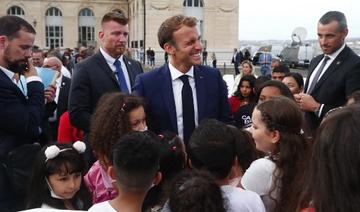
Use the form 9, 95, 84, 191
84, 92, 146, 203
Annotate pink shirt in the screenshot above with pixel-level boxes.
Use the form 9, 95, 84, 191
84, 160, 118, 204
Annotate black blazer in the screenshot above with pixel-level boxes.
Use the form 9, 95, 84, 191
304, 45, 360, 132
56, 76, 71, 120
68, 51, 143, 132
0, 70, 44, 159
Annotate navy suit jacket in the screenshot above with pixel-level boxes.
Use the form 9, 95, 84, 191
304, 45, 360, 132
69, 51, 143, 132
0, 70, 44, 159
133, 64, 231, 135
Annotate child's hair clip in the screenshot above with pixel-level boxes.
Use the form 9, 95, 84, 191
158, 134, 164, 139
120, 102, 127, 112
171, 146, 177, 151
45, 141, 86, 162
73, 141, 86, 153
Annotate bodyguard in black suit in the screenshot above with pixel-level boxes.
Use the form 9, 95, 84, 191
295, 11, 360, 135
69, 11, 143, 133
0, 16, 44, 211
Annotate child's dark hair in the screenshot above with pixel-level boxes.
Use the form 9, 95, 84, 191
89, 92, 145, 167
233, 75, 256, 102
227, 126, 260, 172
188, 119, 236, 180
255, 80, 295, 103
168, 169, 227, 212
300, 105, 360, 212
284, 72, 304, 88
143, 131, 187, 211
26, 143, 91, 210
112, 131, 161, 192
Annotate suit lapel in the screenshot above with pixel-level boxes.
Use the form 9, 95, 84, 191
305, 56, 322, 92
160, 65, 178, 132
311, 47, 349, 93
194, 66, 205, 121
0, 71, 27, 99
123, 56, 136, 86
94, 51, 120, 89
57, 76, 70, 117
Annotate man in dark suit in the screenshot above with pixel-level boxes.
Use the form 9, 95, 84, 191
42, 56, 71, 140
133, 15, 231, 144
69, 11, 143, 134
0, 15, 44, 211
295, 11, 360, 135
231, 48, 243, 75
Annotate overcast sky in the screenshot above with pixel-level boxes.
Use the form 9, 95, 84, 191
238, 0, 360, 40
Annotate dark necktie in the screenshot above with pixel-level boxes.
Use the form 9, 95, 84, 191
113, 59, 129, 93
179, 75, 195, 144
307, 56, 330, 94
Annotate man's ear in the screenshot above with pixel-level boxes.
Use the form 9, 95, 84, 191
0, 36, 7, 49
107, 165, 117, 180
270, 130, 280, 144
98, 30, 104, 40
163, 42, 175, 56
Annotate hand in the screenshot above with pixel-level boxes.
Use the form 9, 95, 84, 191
44, 84, 56, 104
23, 58, 38, 78
296, 93, 320, 112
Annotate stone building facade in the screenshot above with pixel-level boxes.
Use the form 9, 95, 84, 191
1, 0, 238, 64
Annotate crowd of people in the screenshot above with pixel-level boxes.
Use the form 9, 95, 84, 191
0, 9, 360, 212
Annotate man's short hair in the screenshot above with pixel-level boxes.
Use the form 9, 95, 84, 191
319, 11, 347, 31
112, 131, 160, 192
0, 15, 36, 39
273, 64, 290, 74
158, 15, 197, 49
32, 49, 44, 56
188, 119, 236, 180
101, 10, 128, 26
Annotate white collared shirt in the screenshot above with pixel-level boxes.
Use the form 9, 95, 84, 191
168, 63, 198, 140
100, 47, 131, 93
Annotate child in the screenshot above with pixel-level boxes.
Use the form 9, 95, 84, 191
168, 169, 227, 212
88, 131, 162, 211
188, 119, 266, 212
229, 75, 256, 114
85, 92, 147, 203
142, 131, 187, 211
241, 96, 310, 212
227, 126, 261, 187
26, 141, 91, 210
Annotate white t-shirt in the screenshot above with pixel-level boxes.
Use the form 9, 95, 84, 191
88, 201, 116, 212
221, 185, 266, 212
241, 158, 277, 211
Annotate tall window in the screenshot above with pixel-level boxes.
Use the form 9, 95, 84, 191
78, 8, 95, 47
45, 7, 63, 49
183, 0, 204, 37
7, 6, 25, 16
183, 0, 204, 7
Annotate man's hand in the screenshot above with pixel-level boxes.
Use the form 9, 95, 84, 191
23, 58, 38, 78
44, 84, 56, 104
294, 93, 320, 112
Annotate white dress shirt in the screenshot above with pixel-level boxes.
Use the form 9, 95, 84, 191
100, 47, 131, 93
168, 63, 198, 140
